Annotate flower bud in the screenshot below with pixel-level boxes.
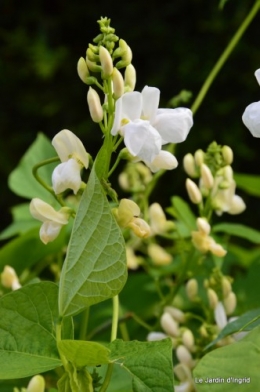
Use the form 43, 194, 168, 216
207, 288, 218, 309
1, 266, 21, 290
147, 243, 172, 266
164, 306, 186, 323
185, 179, 202, 204
194, 149, 204, 166
196, 217, 210, 235
228, 195, 246, 215
128, 218, 151, 238
112, 68, 124, 99
160, 312, 179, 337
86, 47, 99, 62
148, 151, 178, 173
242, 101, 260, 137
182, 329, 195, 351
147, 332, 168, 341
77, 57, 89, 83
223, 292, 237, 315
99, 46, 113, 78
124, 64, 136, 92
87, 87, 104, 123
222, 145, 233, 165
183, 153, 197, 178
27, 375, 45, 392
222, 276, 232, 298
176, 345, 193, 368
86, 57, 102, 73
255, 68, 260, 85
200, 164, 214, 189
186, 279, 198, 301
214, 302, 227, 330
126, 246, 139, 270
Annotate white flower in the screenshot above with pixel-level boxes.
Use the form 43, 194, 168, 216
52, 129, 89, 194
242, 68, 260, 137
111, 86, 193, 163
30, 198, 70, 244
144, 150, 178, 173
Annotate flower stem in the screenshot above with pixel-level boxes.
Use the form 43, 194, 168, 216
191, 0, 260, 115
32, 157, 60, 195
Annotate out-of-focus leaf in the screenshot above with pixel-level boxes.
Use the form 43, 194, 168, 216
235, 173, 260, 197
212, 223, 260, 243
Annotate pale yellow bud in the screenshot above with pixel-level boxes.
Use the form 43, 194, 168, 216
116, 199, 140, 227
1, 266, 21, 290
222, 145, 233, 165
200, 164, 214, 189
160, 312, 180, 337
183, 153, 197, 178
223, 292, 237, 315
222, 276, 232, 298
223, 165, 233, 181
124, 64, 136, 92
147, 243, 172, 266
164, 306, 186, 323
27, 375, 45, 392
118, 172, 130, 191
87, 87, 104, 123
199, 325, 208, 338
99, 46, 113, 78
112, 68, 124, 99
77, 57, 89, 83
196, 217, 211, 235
182, 329, 195, 351
176, 345, 193, 368
126, 246, 140, 270
128, 218, 151, 238
186, 279, 198, 301
194, 149, 204, 166
185, 179, 202, 204
86, 57, 102, 73
207, 288, 218, 309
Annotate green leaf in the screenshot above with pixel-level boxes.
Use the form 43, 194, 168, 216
169, 196, 197, 232
235, 173, 260, 197
58, 340, 110, 367
8, 133, 57, 200
194, 326, 260, 391
212, 223, 260, 244
59, 166, 127, 317
208, 308, 260, 348
109, 339, 173, 392
0, 203, 37, 240
0, 227, 67, 275
0, 282, 72, 379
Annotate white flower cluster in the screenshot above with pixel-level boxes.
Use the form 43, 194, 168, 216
242, 69, 260, 137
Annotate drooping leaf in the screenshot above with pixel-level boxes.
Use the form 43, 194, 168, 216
0, 282, 72, 379
109, 339, 173, 392
194, 326, 260, 391
8, 133, 57, 201
212, 223, 260, 244
58, 340, 110, 367
235, 173, 260, 197
59, 166, 127, 317
208, 307, 260, 348
168, 196, 197, 233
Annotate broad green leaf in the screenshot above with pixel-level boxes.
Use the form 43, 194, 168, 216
59, 166, 127, 317
58, 340, 110, 367
169, 196, 197, 232
194, 326, 260, 391
94, 139, 110, 180
208, 308, 260, 348
235, 173, 260, 197
212, 223, 260, 243
0, 282, 72, 379
109, 339, 173, 392
0, 227, 67, 275
0, 203, 37, 240
8, 133, 57, 200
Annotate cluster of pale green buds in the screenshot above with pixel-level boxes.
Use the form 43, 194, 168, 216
148, 306, 196, 392
118, 161, 153, 192
112, 198, 150, 238
184, 146, 246, 216
191, 217, 226, 257
14, 375, 45, 392
1, 265, 21, 290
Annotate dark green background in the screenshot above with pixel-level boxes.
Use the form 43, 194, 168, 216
1, 0, 260, 232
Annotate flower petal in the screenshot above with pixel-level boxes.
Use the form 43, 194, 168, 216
30, 198, 69, 224
145, 150, 178, 172
123, 119, 162, 163
255, 69, 260, 86
154, 108, 193, 144
242, 101, 260, 137
141, 86, 160, 123
214, 302, 227, 330
52, 159, 82, 194
40, 221, 63, 244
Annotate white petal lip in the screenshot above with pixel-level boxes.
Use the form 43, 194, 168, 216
123, 120, 162, 162
242, 101, 260, 137
40, 221, 63, 244
111, 92, 142, 136
154, 108, 193, 144
146, 150, 178, 172
255, 69, 260, 86
30, 198, 69, 225
141, 86, 160, 123
52, 129, 89, 168
52, 159, 82, 195
214, 302, 227, 330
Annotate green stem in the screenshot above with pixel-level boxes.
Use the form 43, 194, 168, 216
32, 157, 60, 195
108, 152, 122, 178
191, 0, 260, 115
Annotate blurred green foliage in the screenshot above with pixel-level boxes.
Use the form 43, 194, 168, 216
1, 0, 260, 232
